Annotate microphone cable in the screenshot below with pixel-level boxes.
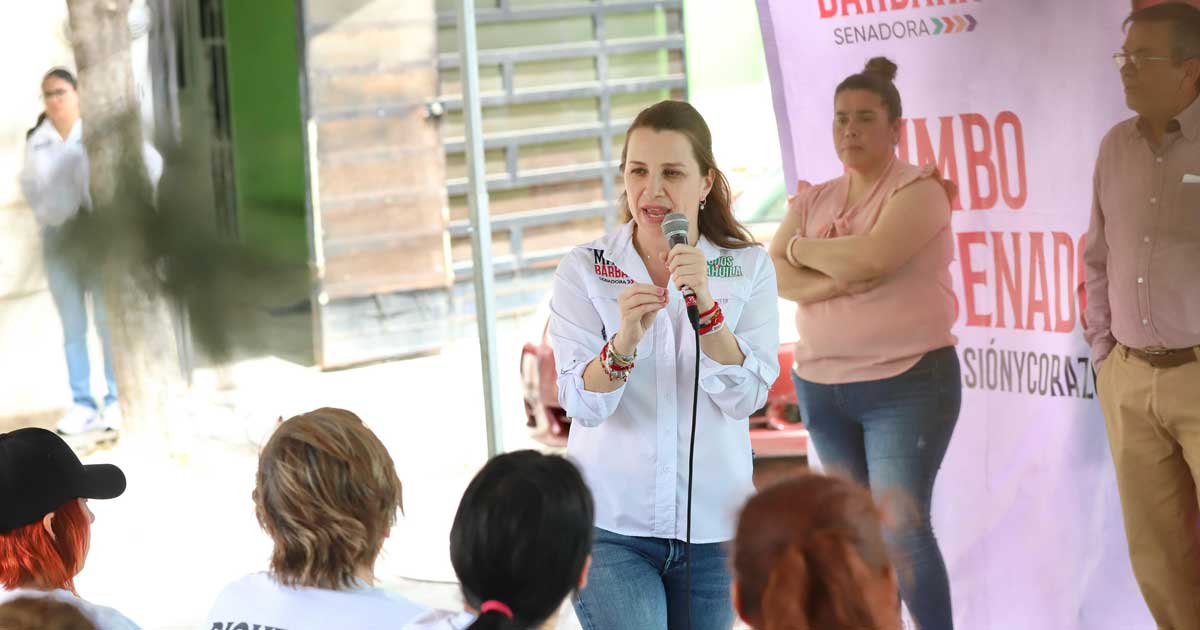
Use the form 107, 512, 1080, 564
684, 325, 699, 630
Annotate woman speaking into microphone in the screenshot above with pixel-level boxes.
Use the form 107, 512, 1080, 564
548, 100, 779, 630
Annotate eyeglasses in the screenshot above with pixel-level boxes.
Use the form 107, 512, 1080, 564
41, 88, 69, 100
1113, 52, 1173, 70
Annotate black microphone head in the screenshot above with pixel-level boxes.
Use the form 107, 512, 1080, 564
662, 213, 689, 247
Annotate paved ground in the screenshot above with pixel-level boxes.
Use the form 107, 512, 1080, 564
1, 258, 549, 627
0, 241, 800, 629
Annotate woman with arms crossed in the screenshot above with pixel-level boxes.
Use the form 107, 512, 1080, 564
769, 57, 961, 630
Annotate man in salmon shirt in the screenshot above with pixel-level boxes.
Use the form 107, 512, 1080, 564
1084, 3, 1200, 628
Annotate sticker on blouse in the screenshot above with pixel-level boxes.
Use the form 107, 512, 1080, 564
591, 249, 634, 285
1183, 173, 1200, 183
707, 255, 744, 278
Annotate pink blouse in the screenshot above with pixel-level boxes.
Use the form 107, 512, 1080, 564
790, 159, 957, 384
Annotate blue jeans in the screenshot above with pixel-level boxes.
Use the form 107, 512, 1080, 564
792, 346, 960, 630
42, 224, 117, 409
573, 528, 734, 630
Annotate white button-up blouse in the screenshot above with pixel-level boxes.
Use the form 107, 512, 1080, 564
549, 221, 780, 543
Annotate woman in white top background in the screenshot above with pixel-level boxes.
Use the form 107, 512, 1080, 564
548, 100, 780, 630
19, 67, 162, 436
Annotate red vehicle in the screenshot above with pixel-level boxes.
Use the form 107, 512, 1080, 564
520, 300, 807, 458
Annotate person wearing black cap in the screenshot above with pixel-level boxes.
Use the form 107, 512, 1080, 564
0, 428, 139, 629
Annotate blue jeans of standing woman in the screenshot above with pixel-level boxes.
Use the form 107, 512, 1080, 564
42, 223, 118, 409
573, 527, 734, 630
792, 346, 960, 630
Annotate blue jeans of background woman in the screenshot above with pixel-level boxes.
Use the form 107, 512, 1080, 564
573, 527, 734, 630
792, 346, 961, 630
41, 223, 117, 410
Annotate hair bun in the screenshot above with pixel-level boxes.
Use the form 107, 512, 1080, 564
863, 57, 898, 82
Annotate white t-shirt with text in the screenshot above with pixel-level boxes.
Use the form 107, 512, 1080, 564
203, 572, 427, 630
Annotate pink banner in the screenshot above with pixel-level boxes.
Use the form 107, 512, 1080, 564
756, 1, 1152, 628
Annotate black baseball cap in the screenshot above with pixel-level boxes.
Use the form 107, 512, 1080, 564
0, 428, 126, 533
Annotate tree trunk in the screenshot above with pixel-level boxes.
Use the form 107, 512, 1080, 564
65, 0, 180, 436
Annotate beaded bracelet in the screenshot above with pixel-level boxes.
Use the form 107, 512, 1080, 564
600, 340, 636, 381
699, 309, 726, 336
607, 340, 635, 366
701, 319, 725, 336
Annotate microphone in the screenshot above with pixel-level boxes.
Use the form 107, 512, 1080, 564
662, 213, 701, 331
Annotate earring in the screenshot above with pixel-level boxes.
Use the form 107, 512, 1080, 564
699, 199, 707, 212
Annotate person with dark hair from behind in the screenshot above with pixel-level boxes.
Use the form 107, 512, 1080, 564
731, 473, 899, 630
202, 408, 427, 629
404, 450, 595, 630
0, 428, 137, 629
1085, 3, 1200, 627
769, 56, 960, 630
18, 67, 163, 436
0, 596, 99, 630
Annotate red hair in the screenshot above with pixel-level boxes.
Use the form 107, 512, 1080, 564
732, 473, 893, 630
0, 500, 90, 593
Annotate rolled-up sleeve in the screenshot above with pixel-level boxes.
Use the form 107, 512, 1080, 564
699, 250, 781, 419
548, 254, 625, 427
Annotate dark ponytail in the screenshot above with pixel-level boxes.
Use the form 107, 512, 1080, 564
25, 112, 47, 140
451, 450, 595, 630
27, 68, 78, 140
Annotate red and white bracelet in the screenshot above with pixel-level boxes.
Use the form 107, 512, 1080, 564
698, 304, 726, 336
600, 339, 636, 381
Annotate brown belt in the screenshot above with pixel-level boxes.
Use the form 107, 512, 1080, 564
1124, 345, 1199, 369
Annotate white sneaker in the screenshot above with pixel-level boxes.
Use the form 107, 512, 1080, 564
102, 402, 123, 431
56, 404, 105, 435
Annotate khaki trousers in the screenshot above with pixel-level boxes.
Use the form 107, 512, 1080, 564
1099, 345, 1200, 630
